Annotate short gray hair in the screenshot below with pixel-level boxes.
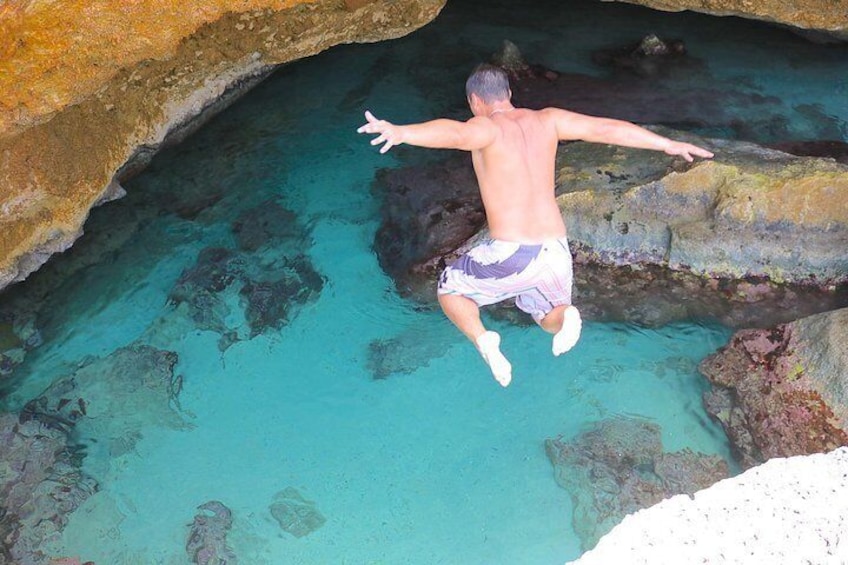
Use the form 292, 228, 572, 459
465, 64, 511, 103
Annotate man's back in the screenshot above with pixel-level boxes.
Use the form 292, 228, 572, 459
471, 108, 566, 243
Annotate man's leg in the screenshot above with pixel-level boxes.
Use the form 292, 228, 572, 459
539, 304, 582, 356
438, 293, 512, 386
538, 305, 566, 334
438, 293, 486, 341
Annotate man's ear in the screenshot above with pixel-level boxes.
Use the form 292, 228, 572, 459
468, 93, 482, 114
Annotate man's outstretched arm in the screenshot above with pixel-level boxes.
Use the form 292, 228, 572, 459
546, 108, 714, 162
357, 110, 497, 153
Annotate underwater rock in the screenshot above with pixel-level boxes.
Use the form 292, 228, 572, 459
167, 199, 325, 342
0, 412, 98, 565
699, 307, 848, 469
239, 255, 324, 338
0, 307, 42, 386
372, 153, 485, 297
269, 487, 326, 538
232, 199, 301, 253
491, 41, 844, 144
502, 50, 794, 142
367, 325, 451, 379
186, 500, 238, 565
592, 34, 691, 77
21, 343, 186, 480
544, 417, 730, 551
169, 247, 242, 334
572, 261, 846, 328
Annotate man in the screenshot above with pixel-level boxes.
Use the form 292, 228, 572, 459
358, 63, 713, 387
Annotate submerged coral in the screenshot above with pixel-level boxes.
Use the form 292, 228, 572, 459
22, 343, 187, 479
1, 343, 186, 562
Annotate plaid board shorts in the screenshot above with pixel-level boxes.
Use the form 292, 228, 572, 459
437, 236, 573, 322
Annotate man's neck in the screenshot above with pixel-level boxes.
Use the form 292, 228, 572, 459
487, 104, 515, 117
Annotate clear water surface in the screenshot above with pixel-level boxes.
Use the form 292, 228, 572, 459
3, 0, 847, 563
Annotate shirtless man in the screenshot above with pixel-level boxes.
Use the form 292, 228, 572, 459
358, 64, 713, 387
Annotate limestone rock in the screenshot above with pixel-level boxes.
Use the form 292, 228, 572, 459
0, 0, 446, 292
557, 138, 848, 285
491, 40, 530, 75
569, 447, 848, 565
601, 0, 848, 41
699, 307, 848, 468
545, 417, 730, 551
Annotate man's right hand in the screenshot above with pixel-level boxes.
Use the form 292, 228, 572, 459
357, 110, 405, 154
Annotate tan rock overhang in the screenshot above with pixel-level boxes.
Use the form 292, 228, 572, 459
0, 0, 445, 290
601, 0, 848, 40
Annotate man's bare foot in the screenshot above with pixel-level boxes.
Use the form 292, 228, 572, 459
553, 306, 582, 356
475, 331, 512, 387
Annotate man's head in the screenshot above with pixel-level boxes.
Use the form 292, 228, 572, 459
465, 64, 511, 109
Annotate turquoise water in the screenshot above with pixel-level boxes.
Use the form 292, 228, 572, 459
4, 0, 848, 563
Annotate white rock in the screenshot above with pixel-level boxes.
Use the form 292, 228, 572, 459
569, 447, 848, 565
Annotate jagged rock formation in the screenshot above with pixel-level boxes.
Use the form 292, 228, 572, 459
700, 307, 848, 469
601, 0, 848, 41
0, 0, 445, 292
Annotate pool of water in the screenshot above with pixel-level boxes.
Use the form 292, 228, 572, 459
3, 0, 847, 563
